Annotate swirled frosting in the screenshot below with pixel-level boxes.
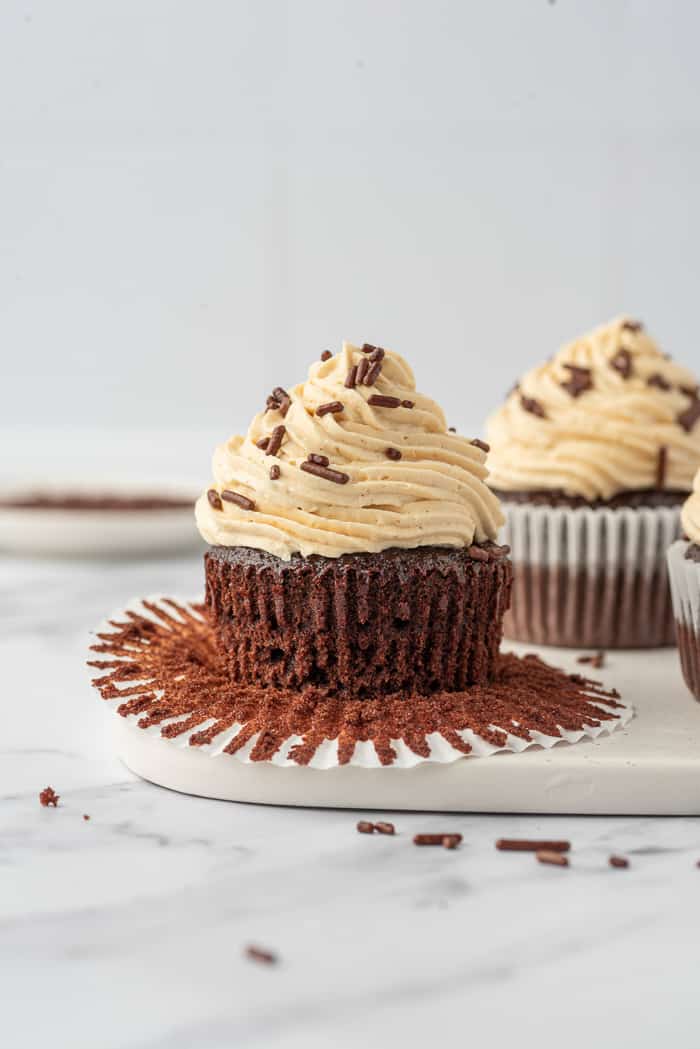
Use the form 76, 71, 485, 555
486, 317, 700, 501
682, 470, 700, 545
196, 342, 504, 559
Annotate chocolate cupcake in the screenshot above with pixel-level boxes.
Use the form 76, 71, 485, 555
668, 471, 700, 699
196, 342, 511, 696
486, 317, 700, 648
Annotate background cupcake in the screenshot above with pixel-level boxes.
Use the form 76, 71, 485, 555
668, 471, 700, 698
486, 317, 700, 648
196, 342, 511, 697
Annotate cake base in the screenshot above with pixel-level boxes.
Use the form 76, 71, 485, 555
110, 646, 700, 814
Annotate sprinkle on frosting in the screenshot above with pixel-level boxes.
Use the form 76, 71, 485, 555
560, 364, 593, 399
681, 469, 700, 545
196, 341, 504, 559
487, 317, 700, 500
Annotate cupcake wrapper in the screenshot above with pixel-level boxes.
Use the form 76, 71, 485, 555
501, 504, 681, 648
667, 541, 700, 699
87, 596, 632, 770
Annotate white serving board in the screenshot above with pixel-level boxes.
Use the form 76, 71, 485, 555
113, 645, 700, 814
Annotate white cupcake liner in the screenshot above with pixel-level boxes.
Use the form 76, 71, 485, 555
87, 595, 632, 770
501, 503, 681, 647
667, 540, 700, 632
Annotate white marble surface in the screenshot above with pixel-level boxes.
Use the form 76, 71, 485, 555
3, 552, 700, 1049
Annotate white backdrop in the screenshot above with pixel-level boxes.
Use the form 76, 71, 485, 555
2, 0, 700, 481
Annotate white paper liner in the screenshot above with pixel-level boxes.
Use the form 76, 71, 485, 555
501, 503, 681, 647
667, 540, 700, 632
87, 595, 633, 770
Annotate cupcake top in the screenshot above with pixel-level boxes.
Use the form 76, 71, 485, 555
681, 469, 700, 546
196, 342, 504, 560
486, 317, 700, 502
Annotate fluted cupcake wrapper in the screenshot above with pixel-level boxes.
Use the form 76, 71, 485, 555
501, 503, 681, 648
667, 540, 700, 700
87, 596, 632, 770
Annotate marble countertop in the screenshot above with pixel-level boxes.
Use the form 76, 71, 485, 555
3, 552, 700, 1049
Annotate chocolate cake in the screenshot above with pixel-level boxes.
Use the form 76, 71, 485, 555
205, 543, 512, 696
196, 340, 510, 698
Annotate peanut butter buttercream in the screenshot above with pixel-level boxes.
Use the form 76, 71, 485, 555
682, 470, 700, 546
487, 317, 700, 501
196, 342, 504, 559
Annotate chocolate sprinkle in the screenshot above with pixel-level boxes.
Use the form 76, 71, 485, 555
656, 445, 667, 489
344, 365, 358, 389
537, 850, 569, 867
520, 395, 546, 418
207, 489, 223, 511
300, 460, 350, 485
320, 350, 332, 361
578, 651, 606, 669
471, 438, 490, 453
357, 820, 374, 834
256, 436, 270, 451
364, 360, 383, 386
402, 400, 415, 409
621, 319, 643, 332
680, 384, 700, 399
39, 786, 59, 807
678, 398, 700, 433
369, 346, 385, 362
221, 490, 256, 512
316, 401, 344, 417
385, 447, 402, 461
448, 426, 456, 433
361, 343, 377, 353
89, 600, 627, 768
269, 464, 280, 480
245, 945, 277, 965
560, 364, 593, 398
375, 821, 395, 835
610, 348, 633, 379
414, 833, 462, 846
496, 839, 570, 853
609, 855, 629, 869
368, 394, 401, 408
356, 357, 369, 385
308, 453, 330, 467
266, 425, 286, 457
647, 373, 671, 391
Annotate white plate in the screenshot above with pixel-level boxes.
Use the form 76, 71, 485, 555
0, 480, 201, 557
110, 646, 700, 814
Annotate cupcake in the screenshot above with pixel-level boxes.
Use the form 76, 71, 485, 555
196, 342, 511, 697
486, 317, 700, 648
667, 471, 700, 698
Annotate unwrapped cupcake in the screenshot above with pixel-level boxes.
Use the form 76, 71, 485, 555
667, 471, 700, 698
486, 317, 700, 648
196, 342, 512, 697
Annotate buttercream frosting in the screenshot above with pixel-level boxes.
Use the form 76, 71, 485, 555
682, 469, 700, 545
486, 317, 700, 501
196, 342, 504, 559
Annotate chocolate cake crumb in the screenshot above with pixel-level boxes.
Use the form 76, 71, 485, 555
245, 945, 277, 965
89, 599, 626, 768
39, 787, 59, 807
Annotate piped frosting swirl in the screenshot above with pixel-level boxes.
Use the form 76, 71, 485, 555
486, 317, 700, 501
196, 342, 504, 559
682, 469, 700, 546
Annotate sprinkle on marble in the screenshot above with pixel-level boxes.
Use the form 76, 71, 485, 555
357, 820, 375, 834
245, 945, 278, 965
496, 839, 570, 852
39, 786, 59, 807
374, 821, 395, 835
536, 850, 569, 867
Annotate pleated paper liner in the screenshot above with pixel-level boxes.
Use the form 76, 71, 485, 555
667, 540, 700, 700
502, 503, 681, 648
87, 596, 632, 770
